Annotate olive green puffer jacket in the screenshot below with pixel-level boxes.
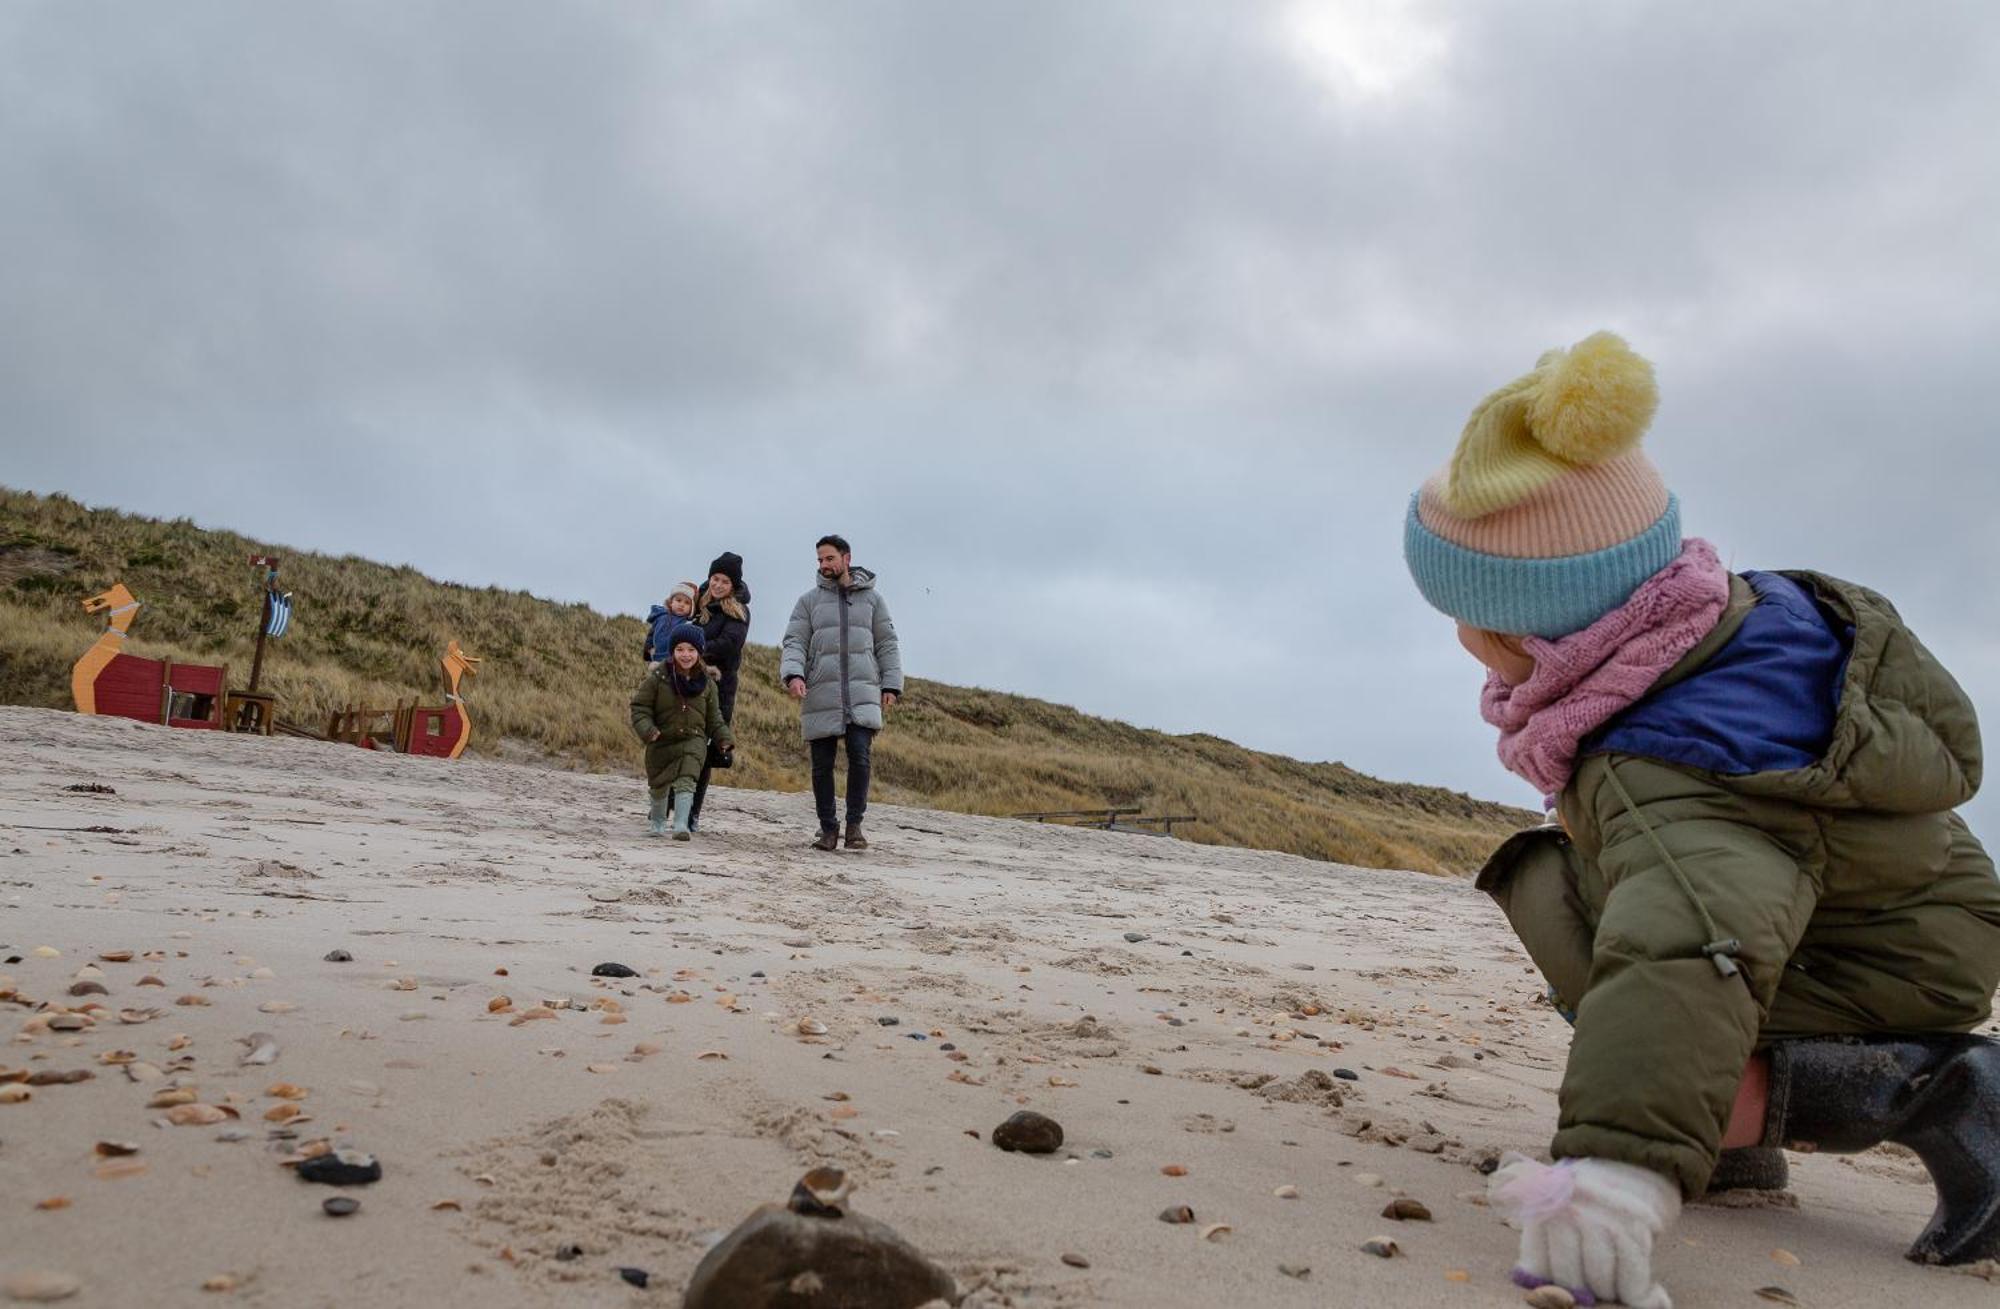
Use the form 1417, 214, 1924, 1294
1480, 571, 2000, 1198
630, 666, 731, 796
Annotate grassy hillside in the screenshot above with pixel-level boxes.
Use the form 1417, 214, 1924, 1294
0, 486, 1532, 873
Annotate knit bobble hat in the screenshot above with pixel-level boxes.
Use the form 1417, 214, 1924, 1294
667, 621, 706, 653
706, 552, 745, 589
668, 581, 699, 608
1403, 332, 1680, 638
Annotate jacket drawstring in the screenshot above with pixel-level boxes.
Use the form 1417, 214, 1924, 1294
1602, 762, 1744, 980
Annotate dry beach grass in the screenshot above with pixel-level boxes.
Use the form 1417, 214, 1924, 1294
1, 486, 1529, 874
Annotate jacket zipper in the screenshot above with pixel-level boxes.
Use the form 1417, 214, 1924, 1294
837, 586, 852, 725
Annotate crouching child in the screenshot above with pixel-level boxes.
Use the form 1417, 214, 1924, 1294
630, 622, 733, 839
1403, 332, 2000, 1308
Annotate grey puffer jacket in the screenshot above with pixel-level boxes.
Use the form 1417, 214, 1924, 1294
778, 566, 904, 742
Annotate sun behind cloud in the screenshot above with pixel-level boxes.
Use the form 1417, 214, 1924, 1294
1278, 0, 1453, 100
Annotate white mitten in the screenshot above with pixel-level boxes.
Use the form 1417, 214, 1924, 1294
1489, 1153, 1680, 1308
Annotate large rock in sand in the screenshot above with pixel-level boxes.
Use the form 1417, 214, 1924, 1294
683, 1168, 958, 1308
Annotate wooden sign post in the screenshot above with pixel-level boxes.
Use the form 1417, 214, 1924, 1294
246, 555, 281, 693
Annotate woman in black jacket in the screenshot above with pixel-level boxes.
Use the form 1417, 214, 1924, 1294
688, 551, 750, 831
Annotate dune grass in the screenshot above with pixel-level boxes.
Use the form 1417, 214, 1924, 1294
0, 486, 1531, 873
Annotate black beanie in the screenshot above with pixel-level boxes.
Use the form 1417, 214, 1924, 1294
667, 621, 706, 654
707, 551, 745, 588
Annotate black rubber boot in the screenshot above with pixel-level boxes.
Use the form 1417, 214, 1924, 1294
1708, 1146, 1789, 1194
1766, 1034, 2000, 1265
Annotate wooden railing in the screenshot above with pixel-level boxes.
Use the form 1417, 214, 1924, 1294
1011, 807, 1200, 839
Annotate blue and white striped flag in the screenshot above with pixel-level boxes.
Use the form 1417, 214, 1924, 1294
266, 592, 293, 638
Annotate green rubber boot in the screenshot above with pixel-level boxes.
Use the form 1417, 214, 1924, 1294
671, 791, 694, 841
647, 793, 668, 838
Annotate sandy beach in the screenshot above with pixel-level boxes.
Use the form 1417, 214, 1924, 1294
1, 704, 1992, 1307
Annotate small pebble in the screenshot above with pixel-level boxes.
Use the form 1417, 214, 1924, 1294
323, 1196, 360, 1217
1360, 1236, 1400, 1258
1381, 1198, 1432, 1221
876, 1016, 900, 1026
297, 1150, 383, 1186
323, 950, 353, 963
1158, 1205, 1195, 1224
555, 1244, 583, 1262
1273, 1185, 1300, 1199
591, 962, 638, 979
617, 1267, 649, 1288
1060, 1253, 1089, 1269
1123, 932, 1148, 943
1523, 1287, 1577, 1309
1332, 1068, 1359, 1081
1278, 1264, 1310, 1280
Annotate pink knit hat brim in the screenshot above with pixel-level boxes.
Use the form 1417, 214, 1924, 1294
1417, 448, 1669, 560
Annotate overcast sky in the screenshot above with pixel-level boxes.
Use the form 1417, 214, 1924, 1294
5, 2, 1999, 829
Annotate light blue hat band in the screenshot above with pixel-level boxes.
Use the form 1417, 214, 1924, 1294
1402, 493, 1683, 639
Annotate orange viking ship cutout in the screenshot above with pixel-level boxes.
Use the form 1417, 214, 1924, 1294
72, 584, 228, 728
412, 640, 482, 760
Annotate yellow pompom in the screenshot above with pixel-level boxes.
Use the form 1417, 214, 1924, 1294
1527, 331, 1658, 465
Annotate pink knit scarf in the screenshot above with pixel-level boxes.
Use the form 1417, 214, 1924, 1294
1481, 538, 1731, 799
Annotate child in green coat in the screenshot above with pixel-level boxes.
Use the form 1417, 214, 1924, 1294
630, 623, 732, 839
1404, 332, 2000, 1307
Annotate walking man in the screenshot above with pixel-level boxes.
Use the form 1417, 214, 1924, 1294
780, 534, 904, 851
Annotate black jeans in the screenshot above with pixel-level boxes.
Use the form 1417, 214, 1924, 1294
810, 725, 875, 832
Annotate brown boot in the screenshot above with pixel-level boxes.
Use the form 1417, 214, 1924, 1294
811, 828, 840, 852
844, 822, 868, 851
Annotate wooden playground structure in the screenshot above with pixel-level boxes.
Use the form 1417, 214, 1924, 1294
71, 584, 239, 731
323, 642, 482, 759
71, 576, 484, 761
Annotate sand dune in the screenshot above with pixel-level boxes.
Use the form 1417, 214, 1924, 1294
0, 706, 1988, 1307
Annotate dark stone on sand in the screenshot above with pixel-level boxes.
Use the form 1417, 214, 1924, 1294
324, 950, 353, 963
297, 1150, 382, 1186
1123, 932, 1148, 943
684, 1198, 957, 1308
617, 1267, 649, 1288
877, 1017, 900, 1026
322, 1196, 360, 1217
591, 962, 639, 978
992, 1111, 1063, 1155
555, 1244, 583, 1262
1332, 1068, 1359, 1081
